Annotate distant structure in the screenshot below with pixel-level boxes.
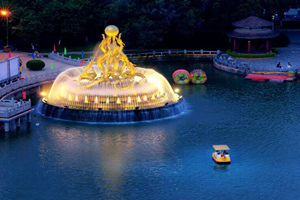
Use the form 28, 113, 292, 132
281, 8, 300, 29
227, 16, 280, 54
283, 8, 300, 20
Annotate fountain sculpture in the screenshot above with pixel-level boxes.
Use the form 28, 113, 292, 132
40, 25, 184, 122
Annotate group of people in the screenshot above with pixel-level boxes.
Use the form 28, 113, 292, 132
215, 151, 229, 158
276, 62, 292, 70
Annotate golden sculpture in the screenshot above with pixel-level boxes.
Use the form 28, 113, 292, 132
44, 25, 180, 112
78, 25, 144, 89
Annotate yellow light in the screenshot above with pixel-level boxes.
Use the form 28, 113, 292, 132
174, 88, 180, 93
40, 92, 46, 96
1, 10, 7, 16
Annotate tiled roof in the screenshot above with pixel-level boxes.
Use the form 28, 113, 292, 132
226, 28, 280, 39
232, 16, 273, 28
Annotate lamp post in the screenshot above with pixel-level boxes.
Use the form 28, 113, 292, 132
1, 9, 11, 46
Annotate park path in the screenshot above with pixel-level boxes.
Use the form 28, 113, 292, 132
0, 52, 78, 79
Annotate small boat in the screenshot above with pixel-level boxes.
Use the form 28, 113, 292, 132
212, 145, 231, 164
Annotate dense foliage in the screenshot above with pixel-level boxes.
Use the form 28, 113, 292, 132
26, 60, 45, 70
1, 0, 299, 50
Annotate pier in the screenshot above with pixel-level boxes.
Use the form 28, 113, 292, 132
0, 98, 34, 132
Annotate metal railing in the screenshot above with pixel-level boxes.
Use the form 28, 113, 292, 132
48, 49, 220, 65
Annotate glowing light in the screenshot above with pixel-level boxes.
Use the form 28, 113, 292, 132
127, 96, 131, 103
143, 95, 147, 101
68, 94, 73, 101
137, 96, 141, 103
1, 10, 7, 16
44, 25, 182, 111
151, 94, 155, 100
40, 92, 46, 96
174, 88, 180, 93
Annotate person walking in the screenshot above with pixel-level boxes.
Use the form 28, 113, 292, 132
276, 62, 281, 68
287, 62, 292, 70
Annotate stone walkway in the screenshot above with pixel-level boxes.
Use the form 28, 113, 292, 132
0, 52, 79, 79
238, 30, 300, 72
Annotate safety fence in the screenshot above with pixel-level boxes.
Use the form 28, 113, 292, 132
0, 71, 61, 99
48, 49, 219, 65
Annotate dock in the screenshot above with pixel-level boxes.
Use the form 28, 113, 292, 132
245, 74, 297, 82
0, 98, 34, 132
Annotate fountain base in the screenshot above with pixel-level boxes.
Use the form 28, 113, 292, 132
39, 98, 184, 123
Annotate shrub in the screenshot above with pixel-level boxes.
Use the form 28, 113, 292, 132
273, 33, 289, 47
26, 60, 45, 70
272, 48, 279, 54
226, 49, 275, 58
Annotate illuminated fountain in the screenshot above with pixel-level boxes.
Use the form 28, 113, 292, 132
40, 25, 184, 122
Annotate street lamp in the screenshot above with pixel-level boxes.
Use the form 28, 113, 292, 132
1, 9, 11, 46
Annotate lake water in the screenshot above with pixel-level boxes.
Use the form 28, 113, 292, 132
0, 60, 299, 200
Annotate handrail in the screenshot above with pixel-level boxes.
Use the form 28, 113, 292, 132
48, 49, 220, 65
0, 98, 32, 118
0, 71, 62, 99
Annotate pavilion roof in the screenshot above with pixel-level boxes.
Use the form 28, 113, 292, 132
226, 28, 280, 39
232, 16, 273, 28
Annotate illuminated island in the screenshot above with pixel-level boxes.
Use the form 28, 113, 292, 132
40, 25, 184, 122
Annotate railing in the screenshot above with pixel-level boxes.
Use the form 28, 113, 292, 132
213, 53, 250, 75
213, 52, 299, 76
48, 49, 220, 65
0, 71, 62, 99
0, 98, 31, 118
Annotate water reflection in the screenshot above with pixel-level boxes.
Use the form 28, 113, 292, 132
37, 122, 172, 196
213, 164, 230, 172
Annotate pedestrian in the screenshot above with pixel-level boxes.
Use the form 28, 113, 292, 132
287, 62, 292, 70
276, 62, 281, 68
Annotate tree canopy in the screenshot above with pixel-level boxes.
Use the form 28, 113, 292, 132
1, 0, 299, 50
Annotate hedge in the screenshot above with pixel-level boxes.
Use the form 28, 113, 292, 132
226, 49, 276, 58
26, 60, 46, 70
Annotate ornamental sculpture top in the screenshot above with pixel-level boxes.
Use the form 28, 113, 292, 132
78, 25, 144, 89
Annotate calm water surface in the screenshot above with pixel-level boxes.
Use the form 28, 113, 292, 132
0, 61, 299, 200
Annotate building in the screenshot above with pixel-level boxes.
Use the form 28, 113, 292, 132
226, 16, 280, 54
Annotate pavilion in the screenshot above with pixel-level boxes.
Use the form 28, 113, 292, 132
227, 16, 280, 54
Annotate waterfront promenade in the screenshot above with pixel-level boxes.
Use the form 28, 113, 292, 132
0, 30, 299, 79
242, 30, 300, 72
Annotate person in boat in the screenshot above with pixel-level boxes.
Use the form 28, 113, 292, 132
222, 150, 227, 157
215, 151, 221, 158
